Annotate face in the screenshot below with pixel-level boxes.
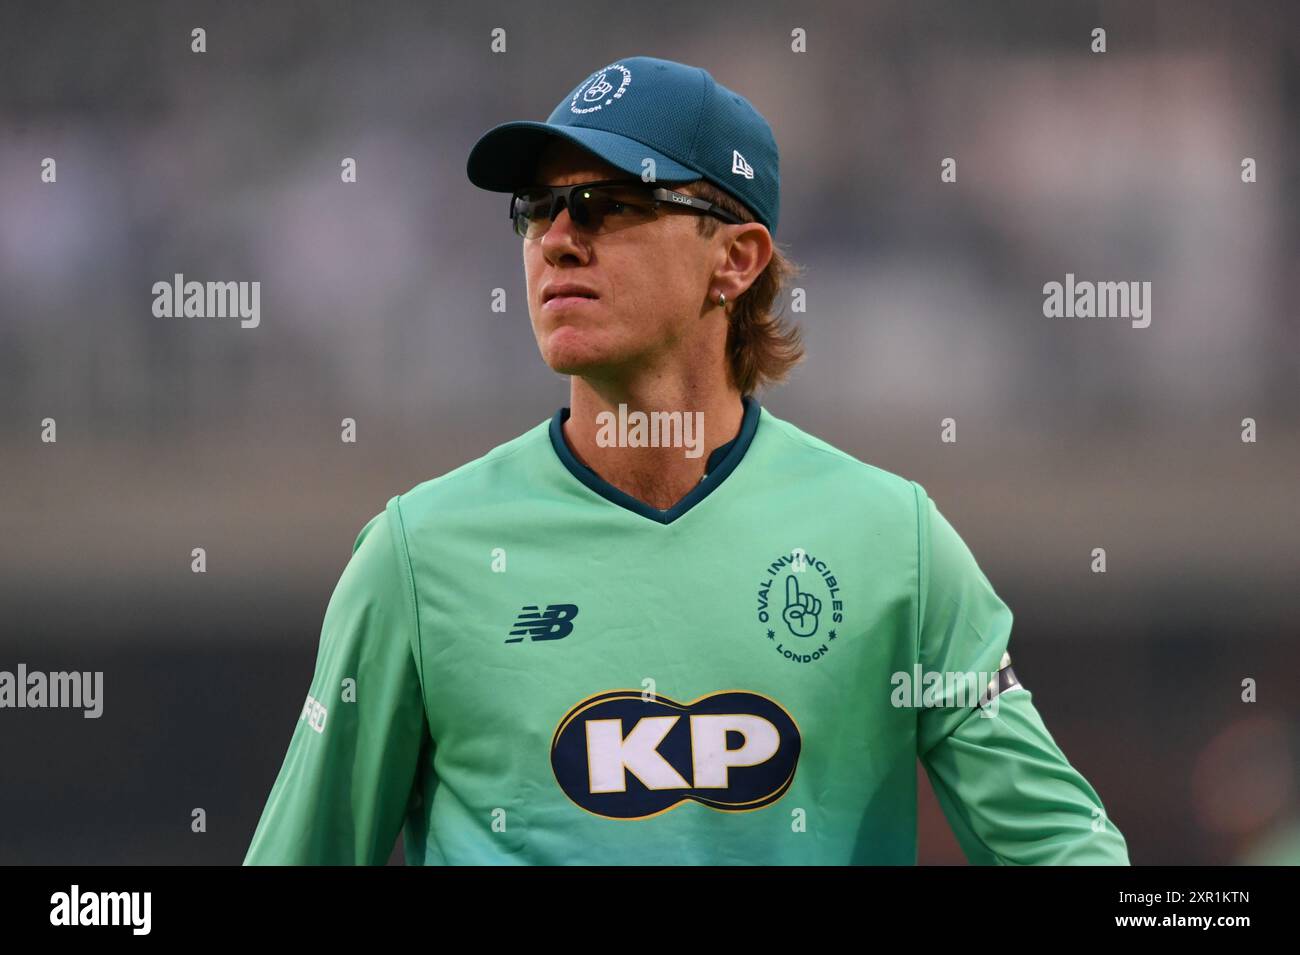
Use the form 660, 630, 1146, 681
522, 139, 721, 382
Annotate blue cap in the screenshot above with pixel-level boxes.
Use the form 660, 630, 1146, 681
466, 55, 780, 235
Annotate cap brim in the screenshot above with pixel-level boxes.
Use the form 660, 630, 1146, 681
466, 121, 700, 191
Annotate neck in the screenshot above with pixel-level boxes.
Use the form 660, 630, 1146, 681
563, 375, 745, 511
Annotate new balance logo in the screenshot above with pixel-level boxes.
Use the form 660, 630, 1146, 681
731, 149, 754, 179
506, 604, 580, 643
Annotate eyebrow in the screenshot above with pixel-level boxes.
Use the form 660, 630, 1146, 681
543, 174, 619, 183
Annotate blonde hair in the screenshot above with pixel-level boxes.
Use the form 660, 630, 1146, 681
676, 179, 806, 395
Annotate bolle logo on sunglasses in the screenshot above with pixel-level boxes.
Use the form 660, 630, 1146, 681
551, 690, 801, 819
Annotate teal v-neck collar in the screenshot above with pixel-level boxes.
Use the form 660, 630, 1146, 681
548, 395, 761, 525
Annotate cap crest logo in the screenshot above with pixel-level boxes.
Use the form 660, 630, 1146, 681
570, 64, 632, 115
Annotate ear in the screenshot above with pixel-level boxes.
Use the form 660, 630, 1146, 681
714, 222, 773, 302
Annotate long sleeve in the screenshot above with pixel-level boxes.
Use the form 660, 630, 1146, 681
911, 481, 1129, 865
244, 500, 429, 865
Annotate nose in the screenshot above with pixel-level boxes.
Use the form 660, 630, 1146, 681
540, 204, 589, 264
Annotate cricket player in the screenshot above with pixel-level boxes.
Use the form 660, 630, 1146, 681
244, 55, 1129, 865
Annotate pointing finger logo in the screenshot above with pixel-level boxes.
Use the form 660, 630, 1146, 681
781, 574, 820, 637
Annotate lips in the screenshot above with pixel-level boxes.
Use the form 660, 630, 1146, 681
542, 283, 599, 303
543, 295, 599, 312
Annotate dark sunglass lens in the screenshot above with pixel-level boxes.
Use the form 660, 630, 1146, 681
569, 187, 600, 228
513, 183, 653, 237
575, 185, 646, 233
513, 190, 550, 237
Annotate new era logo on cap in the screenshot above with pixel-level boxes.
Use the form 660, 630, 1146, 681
732, 150, 754, 180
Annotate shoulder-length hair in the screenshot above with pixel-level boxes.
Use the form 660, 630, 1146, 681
677, 179, 806, 395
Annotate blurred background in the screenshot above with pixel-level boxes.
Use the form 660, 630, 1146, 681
0, 0, 1296, 864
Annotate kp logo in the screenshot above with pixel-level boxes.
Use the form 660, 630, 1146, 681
506, 604, 579, 643
551, 690, 801, 819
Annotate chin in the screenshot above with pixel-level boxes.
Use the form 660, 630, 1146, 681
539, 325, 632, 377
543, 349, 619, 378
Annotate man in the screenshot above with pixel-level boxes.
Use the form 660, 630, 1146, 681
244, 55, 1129, 865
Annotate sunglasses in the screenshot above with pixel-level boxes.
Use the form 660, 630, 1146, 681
509, 178, 743, 240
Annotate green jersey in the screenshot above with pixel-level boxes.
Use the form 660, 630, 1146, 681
244, 396, 1129, 865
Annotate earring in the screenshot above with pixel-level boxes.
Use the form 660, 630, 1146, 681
717, 291, 727, 308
